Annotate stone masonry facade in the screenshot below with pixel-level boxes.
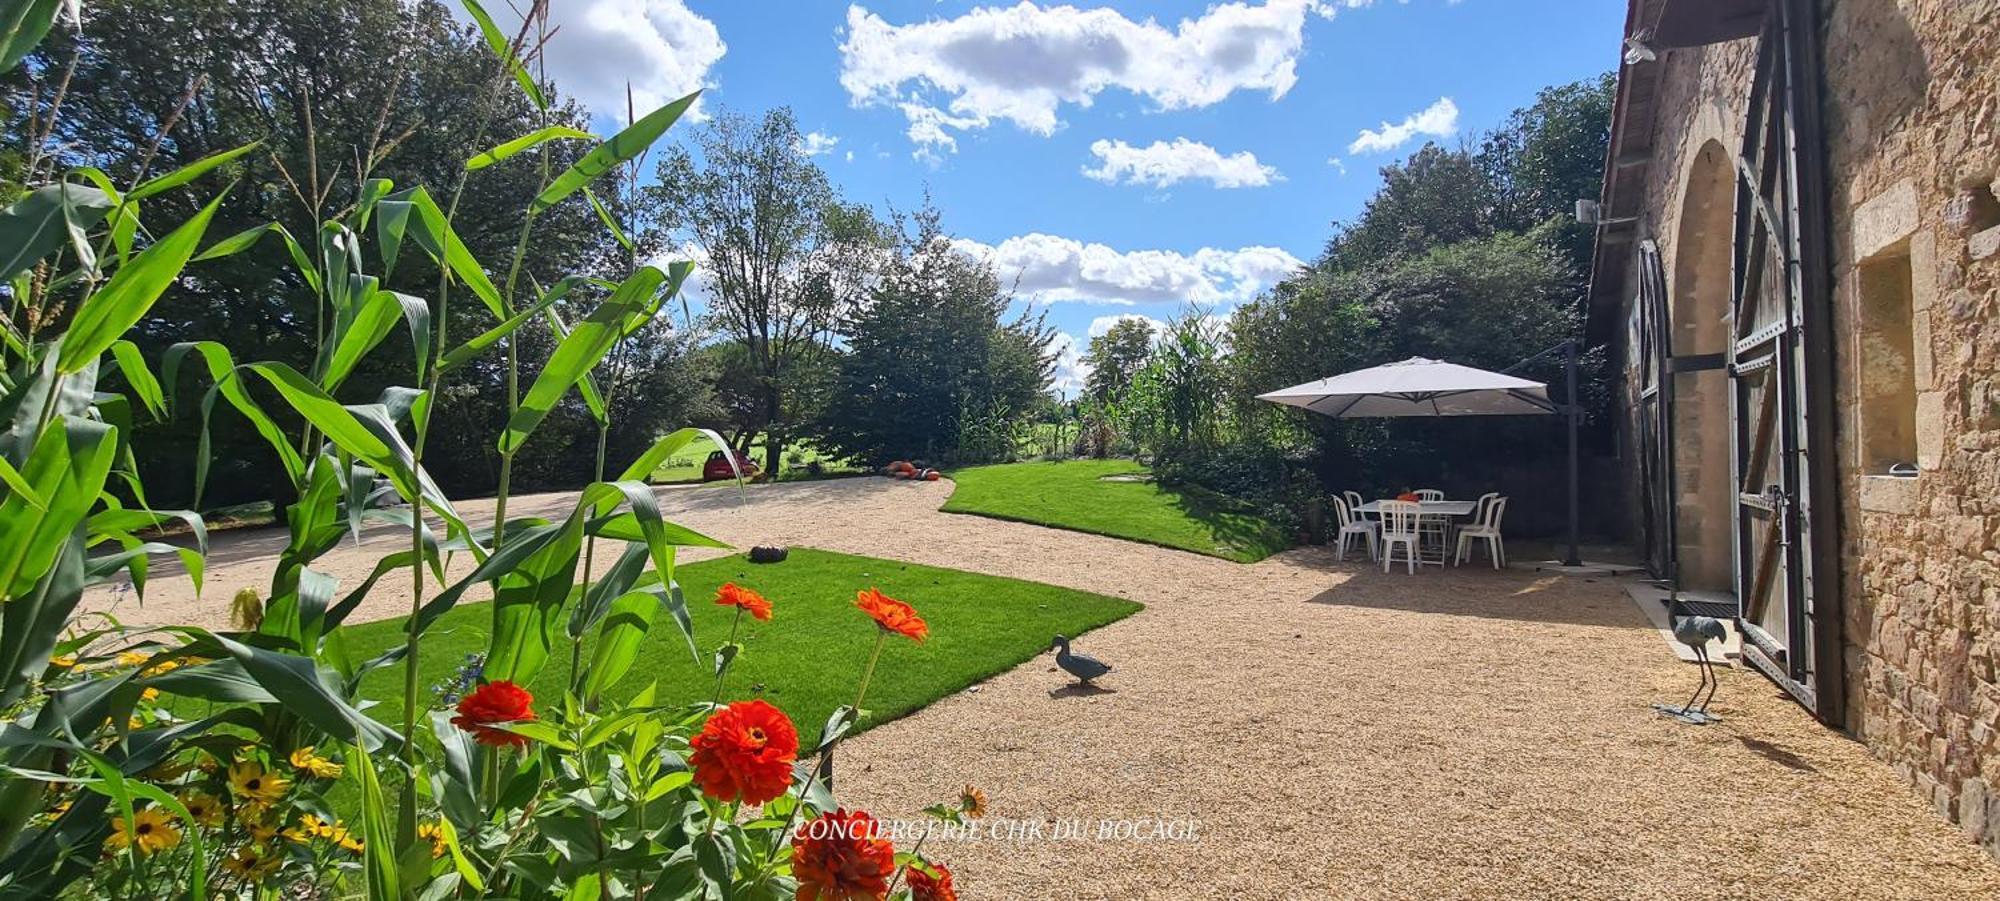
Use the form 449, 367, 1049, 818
1608, 0, 2000, 859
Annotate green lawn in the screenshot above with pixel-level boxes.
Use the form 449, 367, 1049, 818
941, 459, 1295, 563
340, 548, 1140, 744
649, 439, 864, 485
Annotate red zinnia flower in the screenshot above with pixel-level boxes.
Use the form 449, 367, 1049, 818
906, 859, 958, 901
451, 681, 535, 748
715, 582, 773, 621
854, 588, 927, 642
792, 808, 895, 901
689, 699, 798, 805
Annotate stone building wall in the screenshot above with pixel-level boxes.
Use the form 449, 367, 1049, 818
1606, 0, 2000, 859
1820, 0, 2000, 859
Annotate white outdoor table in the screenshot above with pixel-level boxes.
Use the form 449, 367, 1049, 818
1354, 500, 1478, 565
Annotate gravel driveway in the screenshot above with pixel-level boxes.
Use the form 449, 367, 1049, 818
83, 477, 2000, 899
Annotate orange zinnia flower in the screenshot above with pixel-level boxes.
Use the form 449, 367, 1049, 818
715, 582, 773, 621
854, 588, 927, 642
451, 681, 536, 748
688, 699, 798, 805
793, 808, 895, 901
907, 859, 958, 901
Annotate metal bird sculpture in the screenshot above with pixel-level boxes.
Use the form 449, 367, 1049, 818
1657, 594, 1728, 725
1051, 635, 1111, 686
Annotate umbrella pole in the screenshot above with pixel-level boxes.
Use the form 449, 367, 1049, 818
1565, 339, 1584, 567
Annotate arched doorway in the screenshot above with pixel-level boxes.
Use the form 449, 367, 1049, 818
1668, 140, 1735, 592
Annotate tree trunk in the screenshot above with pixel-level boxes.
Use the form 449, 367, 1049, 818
763, 382, 783, 476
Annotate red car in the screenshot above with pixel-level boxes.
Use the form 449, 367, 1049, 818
702, 449, 761, 482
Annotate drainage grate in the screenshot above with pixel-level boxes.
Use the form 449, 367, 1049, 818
1677, 599, 1737, 619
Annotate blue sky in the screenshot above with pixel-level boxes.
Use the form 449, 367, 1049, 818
521, 1, 1624, 392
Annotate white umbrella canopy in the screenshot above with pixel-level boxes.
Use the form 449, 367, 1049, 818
1255, 356, 1555, 418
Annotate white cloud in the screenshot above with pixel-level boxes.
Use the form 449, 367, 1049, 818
1047, 331, 1088, 395
1083, 138, 1281, 188
1326, 156, 1347, 175
473, 0, 726, 123
1347, 96, 1458, 155
1088, 313, 1167, 338
799, 131, 841, 156
839, 1, 1337, 155
953, 233, 1303, 306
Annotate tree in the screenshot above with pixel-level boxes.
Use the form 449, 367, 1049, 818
814, 203, 1052, 463
1482, 73, 1617, 272
645, 107, 882, 474
1082, 316, 1156, 403
2, 0, 618, 504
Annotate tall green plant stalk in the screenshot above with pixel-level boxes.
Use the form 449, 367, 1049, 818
397, 2, 544, 847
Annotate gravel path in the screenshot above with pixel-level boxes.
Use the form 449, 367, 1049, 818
85, 477, 2000, 898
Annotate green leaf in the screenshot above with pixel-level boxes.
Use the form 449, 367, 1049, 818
324, 288, 431, 389
163, 341, 305, 497
584, 589, 663, 701
384, 186, 507, 319
438, 276, 582, 373
128, 141, 261, 201
533, 91, 699, 213
348, 743, 401, 901
105, 339, 166, 421
462, 0, 546, 110
0, 0, 60, 74
208, 632, 403, 751
0, 182, 112, 283
616, 426, 730, 482
0, 416, 115, 599
192, 221, 321, 293
583, 186, 632, 251
467, 125, 595, 170
56, 189, 226, 374
499, 267, 668, 454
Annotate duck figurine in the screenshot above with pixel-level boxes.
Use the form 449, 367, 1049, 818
1051, 634, 1112, 686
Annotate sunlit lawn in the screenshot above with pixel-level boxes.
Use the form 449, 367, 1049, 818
942, 459, 1294, 563
341, 548, 1141, 744
648, 440, 864, 484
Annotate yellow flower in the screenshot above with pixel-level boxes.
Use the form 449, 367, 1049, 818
280, 823, 314, 844
227, 761, 290, 803
418, 821, 447, 858
245, 819, 278, 843
140, 659, 180, 678
221, 843, 281, 881
139, 687, 160, 703
333, 826, 364, 854
49, 654, 77, 669
288, 745, 344, 779
299, 814, 334, 838
105, 808, 182, 855
115, 650, 150, 667
179, 791, 224, 828
127, 717, 144, 731
42, 799, 71, 821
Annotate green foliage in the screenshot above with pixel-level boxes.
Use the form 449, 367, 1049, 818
812, 202, 1055, 465
643, 106, 886, 474
942, 459, 1294, 563
1081, 315, 1155, 404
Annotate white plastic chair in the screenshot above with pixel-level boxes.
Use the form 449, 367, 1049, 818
1342, 490, 1367, 523
1414, 488, 1445, 501
1378, 500, 1422, 574
1470, 492, 1499, 522
1413, 489, 1449, 556
1331, 495, 1377, 563
1455, 496, 1509, 569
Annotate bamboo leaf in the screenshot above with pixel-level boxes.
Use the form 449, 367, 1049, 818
533, 92, 698, 213
384, 186, 506, 319
467, 126, 594, 170
0, 417, 115, 599
207, 632, 403, 752
583, 186, 631, 251
56, 190, 226, 374
438, 276, 582, 373
616, 426, 730, 482
163, 341, 305, 496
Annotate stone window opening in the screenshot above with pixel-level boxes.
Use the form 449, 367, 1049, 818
1857, 251, 1918, 476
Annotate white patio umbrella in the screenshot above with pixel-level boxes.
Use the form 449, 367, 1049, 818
1259, 349, 1587, 567
1255, 357, 1555, 417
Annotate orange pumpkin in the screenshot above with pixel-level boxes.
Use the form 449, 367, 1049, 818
924, 471, 941, 481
